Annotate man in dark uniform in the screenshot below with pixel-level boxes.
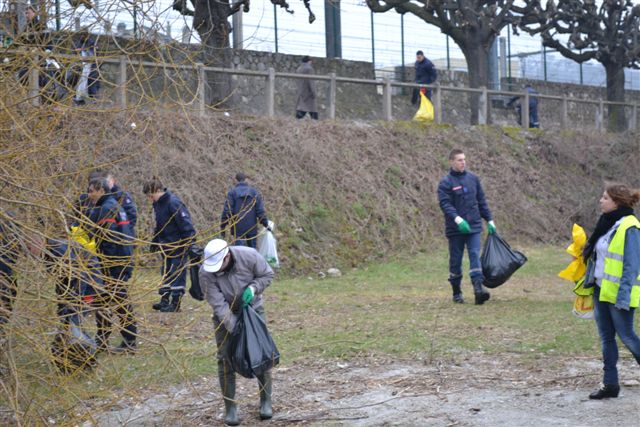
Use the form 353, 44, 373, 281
438, 148, 496, 305
0, 214, 20, 332
412, 50, 437, 103
143, 177, 196, 313
221, 173, 270, 249
86, 177, 137, 352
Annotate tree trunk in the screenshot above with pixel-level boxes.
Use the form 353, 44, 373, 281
461, 42, 490, 125
604, 61, 627, 132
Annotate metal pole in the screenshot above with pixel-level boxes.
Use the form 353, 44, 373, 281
543, 44, 547, 81
133, 2, 138, 39
370, 11, 375, 67
507, 25, 512, 89
55, 0, 61, 31
400, 14, 405, 82
273, 4, 278, 53
579, 49, 583, 85
232, 12, 243, 49
446, 36, 450, 70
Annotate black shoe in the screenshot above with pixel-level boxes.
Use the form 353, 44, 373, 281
107, 341, 137, 354
474, 292, 491, 305
159, 296, 182, 313
589, 384, 620, 399
73, 98, 86, 106
152, 295, 170, 311
453, 294, 464, 304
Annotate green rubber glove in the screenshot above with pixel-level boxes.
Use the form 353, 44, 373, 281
242, 286, 255, 307
488, 221, 496, 235
457, 219, 471, 234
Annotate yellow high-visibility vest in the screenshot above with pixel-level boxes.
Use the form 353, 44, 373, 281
600, 215, 640, 308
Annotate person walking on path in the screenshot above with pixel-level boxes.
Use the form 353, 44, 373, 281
412, 50, 437, 104
199, 239, 275, 425
581, 184, 640, 400
143, 177, 196, 313
437, 148, 495, 305
295, 56, 318, 120
220, 173, 270, 249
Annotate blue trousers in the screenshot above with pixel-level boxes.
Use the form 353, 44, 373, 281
234, 238, 257, 249
447, 232, 483, 294
593, 286, 640, 385
160, 253, 189, 297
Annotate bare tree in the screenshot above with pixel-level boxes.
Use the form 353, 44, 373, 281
366, 0, 519, 124
515, 0, 640, 132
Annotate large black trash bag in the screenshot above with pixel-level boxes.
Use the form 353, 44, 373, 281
226, 305, 280, 379
481, 233, 527, 288
188, 245, 204, 301
50, 325, 98, 375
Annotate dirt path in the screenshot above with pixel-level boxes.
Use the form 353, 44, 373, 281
82, 354, 639, 426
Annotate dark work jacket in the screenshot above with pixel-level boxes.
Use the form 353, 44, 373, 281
415, 58, 437, 84
45, 238, 103, 299
0, 220, 19, 278
111, 184, 137, 229
152, 191, 196, 256
437, 169, 492, 237
86, 194, 134, 267
221, 182, 269, 240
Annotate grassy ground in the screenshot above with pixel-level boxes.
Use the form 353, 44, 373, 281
1, 244, 607, 425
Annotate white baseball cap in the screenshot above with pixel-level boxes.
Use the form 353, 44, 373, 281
202, 239, 229, 273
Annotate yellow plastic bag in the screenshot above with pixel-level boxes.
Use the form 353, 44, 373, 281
413, 92, 434, 122
70, 226, 97, 254
572, 294, 594, 319
558, 224, 587, 282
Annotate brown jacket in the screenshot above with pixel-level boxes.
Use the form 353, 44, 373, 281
199, 246, 274, 332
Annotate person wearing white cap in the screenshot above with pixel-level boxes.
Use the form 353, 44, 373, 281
199, 239, 275, 426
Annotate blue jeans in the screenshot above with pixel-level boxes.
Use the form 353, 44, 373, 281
234, 238, 257, 249
161, 253, 189, 297
594, 286, 640, 385
447, 232, 483, 294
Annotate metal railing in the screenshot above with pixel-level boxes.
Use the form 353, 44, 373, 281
9, 51, 639, 131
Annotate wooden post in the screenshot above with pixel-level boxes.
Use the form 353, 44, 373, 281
434, 83, 442, 124
478, 86, 488, 125
266, 67, 275, 117
522, 90, 530, 129
197, 63, 206, 116
561, 97, 568, 129
117, 56, 127, 110
631, 104, 638, 132
382, 77, 392, 121
29, 57, 40, 107
329, 72, 336, 120
596, 100, 604, 132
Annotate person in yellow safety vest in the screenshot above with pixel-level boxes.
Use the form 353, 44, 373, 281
581, 183, 640, 400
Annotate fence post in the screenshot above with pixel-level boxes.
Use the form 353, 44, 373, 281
197, 63, 206, 116
29, 56, 40, 107
265, 67, 275, 117
382, 77, 392, 121
596, 100, 604, 132
329, 72, 336, 120
434, 83, 442, 124
478, 86, 488, 125
118, 56, 127, 110
522, 90, 530, 129
631, 104, 638, 132
561, 97, 568, 129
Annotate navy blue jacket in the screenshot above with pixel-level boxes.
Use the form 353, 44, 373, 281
415, 58, 437, 85
438, 170, 492, 237
152, 191, 196, 255
221, 182, 269, 239
111, 184, 137, 229
87, 194, 134, 262
45, 239, 103, 298
0, 220, 19, 278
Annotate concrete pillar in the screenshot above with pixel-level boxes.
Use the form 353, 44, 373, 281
266, 67, 275, 117
382, 78, 392, 121
329, 72, 336, 119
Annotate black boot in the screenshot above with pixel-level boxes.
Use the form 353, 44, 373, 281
152, 294, 170, 311
257, 371, 273, 420
472, 281, 490, 305
453, 294, 464, 304
159, 295, 182, 313
589, 384, 620, 399
108, 340, 137, 354
218, 362, 239, 426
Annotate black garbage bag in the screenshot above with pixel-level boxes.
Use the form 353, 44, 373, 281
226, 305, 280, 379
50, 325, 98, 375
481, 233, 527, 288
188, 245, 204, 301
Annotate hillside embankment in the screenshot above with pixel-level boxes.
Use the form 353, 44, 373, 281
4, 110, 639, 273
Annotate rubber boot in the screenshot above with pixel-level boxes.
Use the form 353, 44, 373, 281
218, 362, 239, 426
472, 281, 490, 305
257, 371, 273, 420
160, 295, 182, 313
589, 384, 620, 399
451, 284, 464, 304
152, 294, 170, 311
